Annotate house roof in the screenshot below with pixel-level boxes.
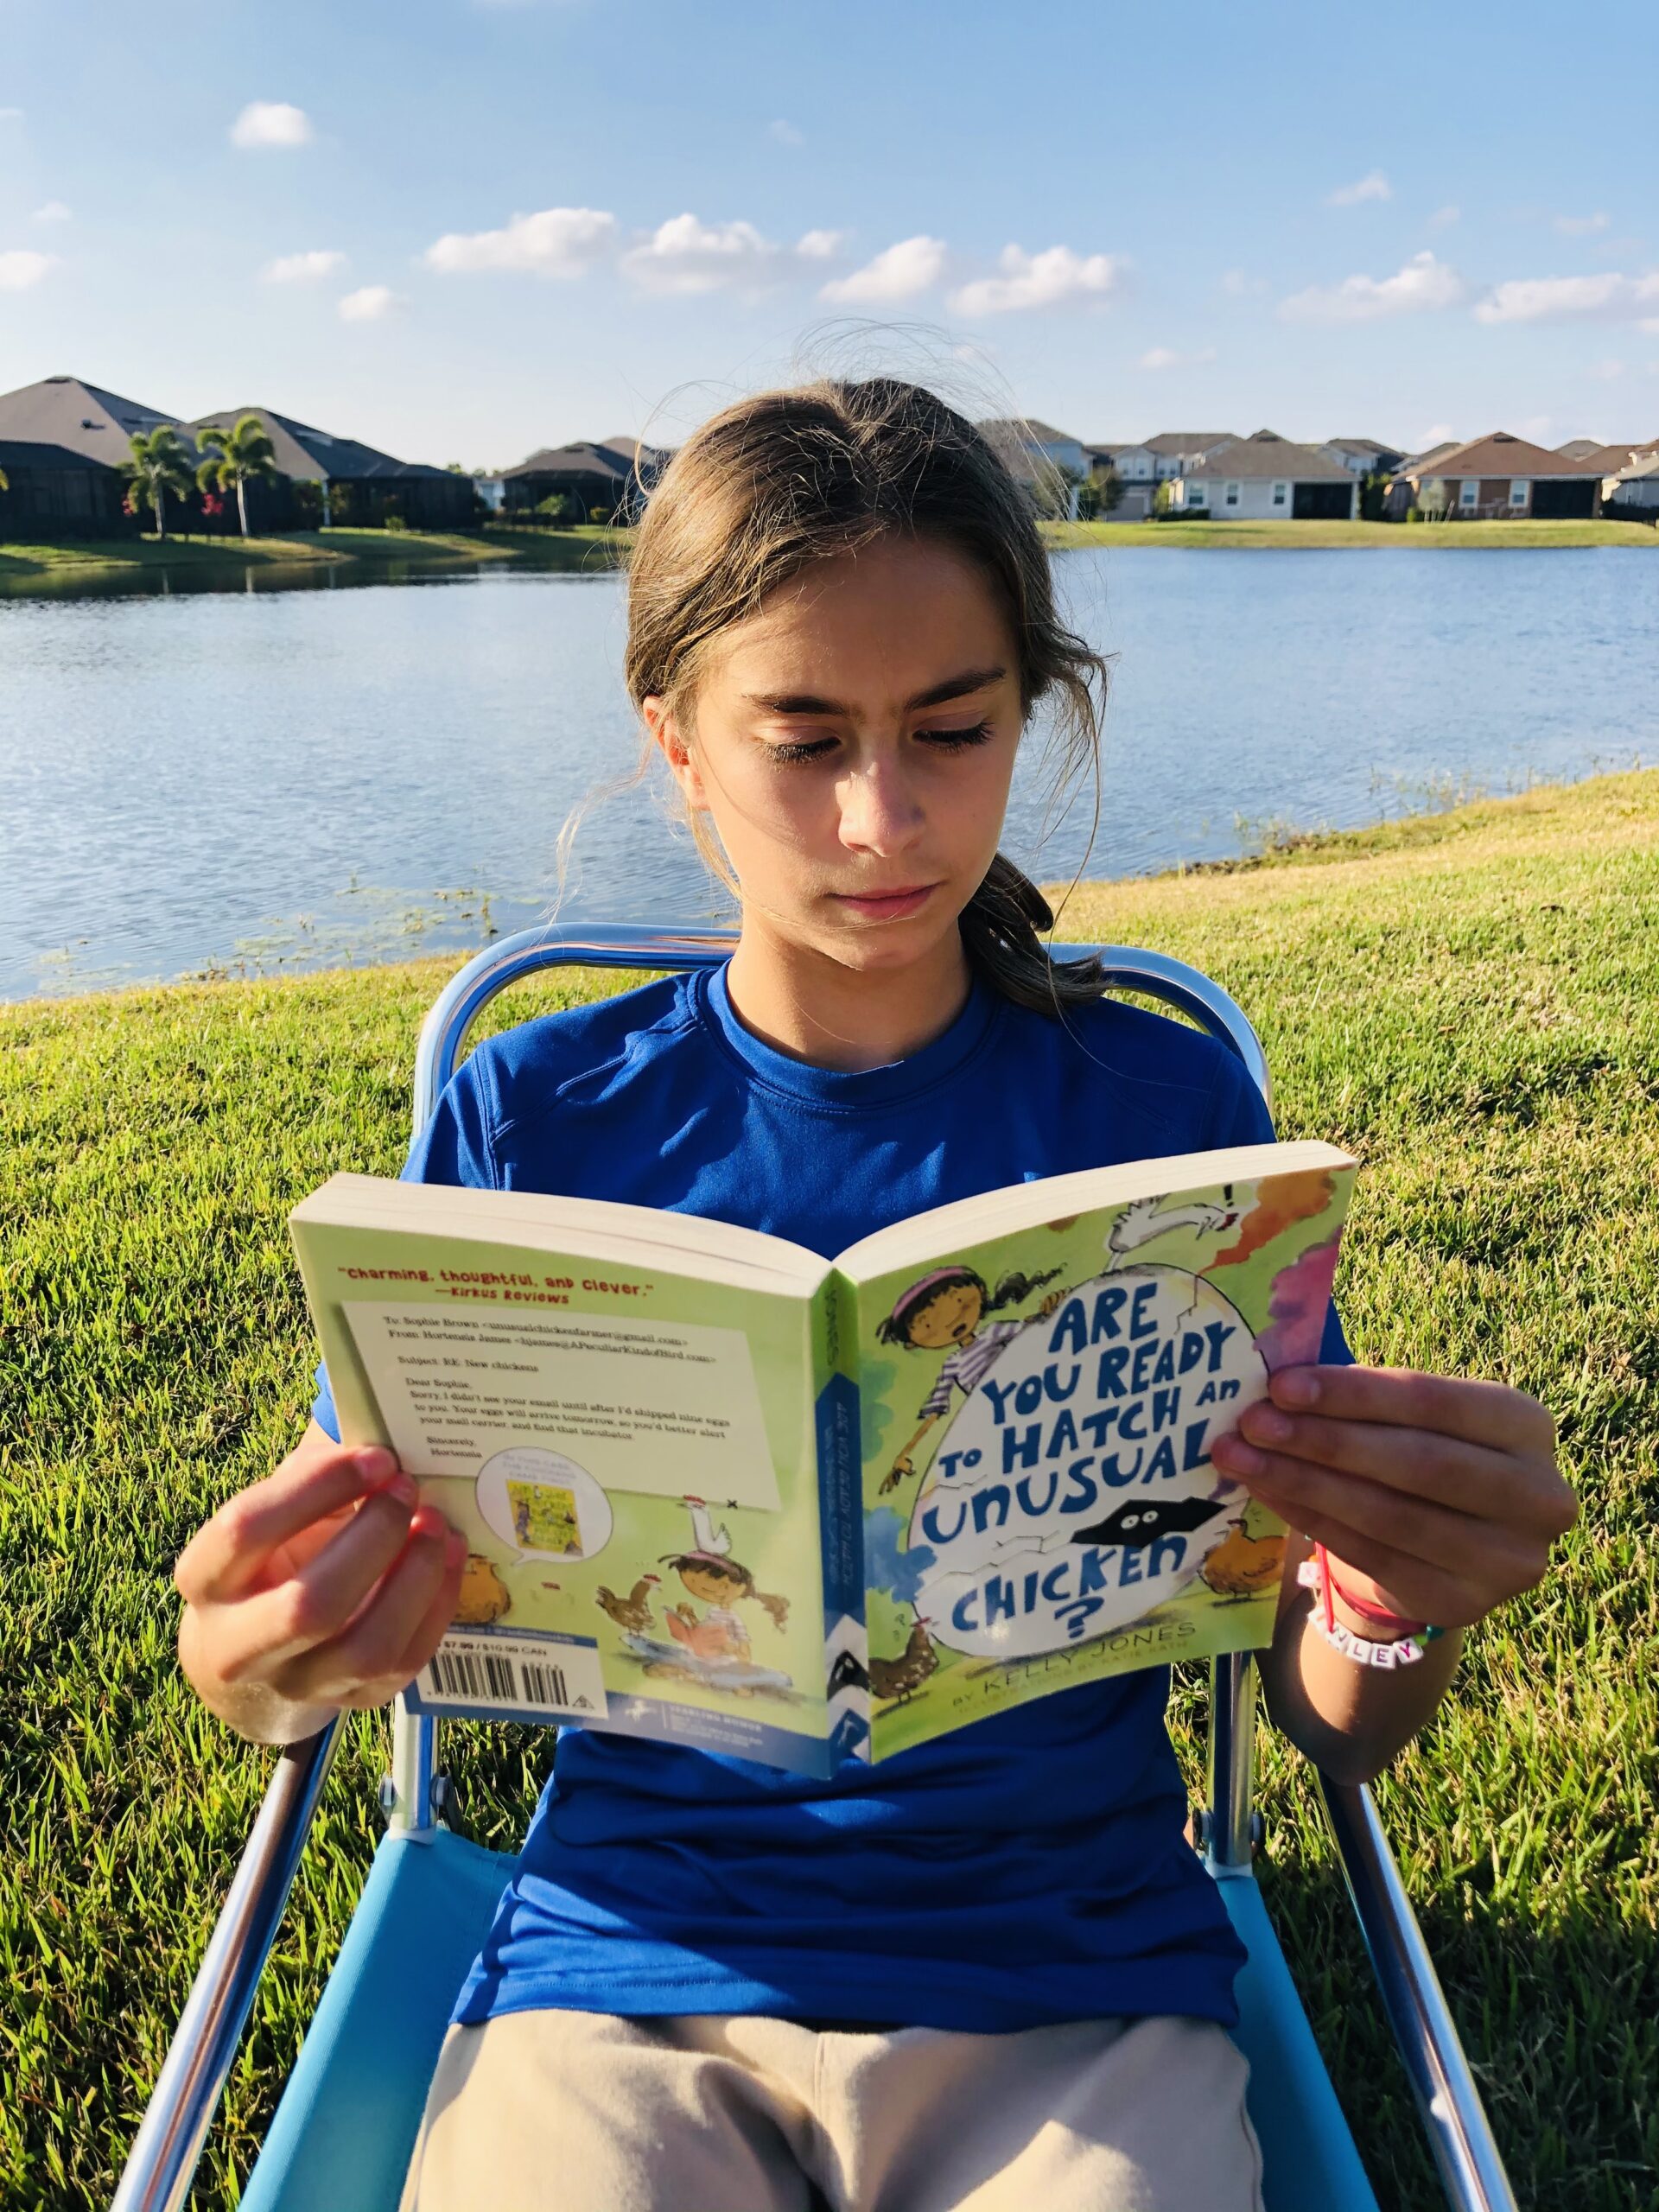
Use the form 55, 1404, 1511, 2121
979, 417, 1082, 448
1187, 429, 1351, 482
502, 440, 639, 483
0, 436, 112, 473
1403, 431, 1605, 480
0, 374, 181, 467
1606, 451, 1659, 484
1554, 438, 1605, 461
1324, 435, 1402, 459
1571, 438, 1659, 476
1142, 430, 1236, 457
187, 407, 447, 482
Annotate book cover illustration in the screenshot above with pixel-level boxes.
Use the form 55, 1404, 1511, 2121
856, 1162, 1355, 1758
291, 1215, 836, 1770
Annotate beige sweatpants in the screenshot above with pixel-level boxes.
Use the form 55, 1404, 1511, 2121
400, 2007, 1266, 2212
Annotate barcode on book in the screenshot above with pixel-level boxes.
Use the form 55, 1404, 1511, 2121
419, 1632, 607, 1719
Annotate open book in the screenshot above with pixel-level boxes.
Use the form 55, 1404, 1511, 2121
291, 1138, 1355, 1777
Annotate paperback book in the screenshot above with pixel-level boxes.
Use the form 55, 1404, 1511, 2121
290, 1136, 1356, 1777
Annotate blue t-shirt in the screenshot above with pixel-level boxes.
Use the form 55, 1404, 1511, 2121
315, 962, 1351, 2033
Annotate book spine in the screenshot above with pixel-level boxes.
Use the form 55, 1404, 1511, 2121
816, 1272, 870, 1763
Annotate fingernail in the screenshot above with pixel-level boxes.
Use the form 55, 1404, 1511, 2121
1246, 1406, 1294, 1445
356, 1446, 398, 1484
1275, 1369, 1320, 1408
410, 1503, 445, 1541
386, 1471, 418, 1508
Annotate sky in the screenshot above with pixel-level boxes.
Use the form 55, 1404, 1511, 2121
2, 0, 1656, 469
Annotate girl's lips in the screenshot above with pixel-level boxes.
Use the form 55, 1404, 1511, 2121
830, 884, 938, 921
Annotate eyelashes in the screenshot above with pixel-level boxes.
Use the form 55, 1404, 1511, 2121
765, 721, 995, 765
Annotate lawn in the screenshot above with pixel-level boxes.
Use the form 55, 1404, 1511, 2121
1045, 517, 1659, 550
0, 524, 630, 582
3, 771, 1655, 2209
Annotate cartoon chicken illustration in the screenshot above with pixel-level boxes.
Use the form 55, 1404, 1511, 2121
1199, 1525, 1287, 1600
594, 1575, 661, 1635
453, 1554, 512, 1626
868, 1618, 938, 1707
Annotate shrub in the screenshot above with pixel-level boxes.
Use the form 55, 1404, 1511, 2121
383, 512, 410, 533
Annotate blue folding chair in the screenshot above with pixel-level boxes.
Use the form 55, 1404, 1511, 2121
113, 925, 1519, 2212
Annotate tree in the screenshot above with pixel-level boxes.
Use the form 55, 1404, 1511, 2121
120, 425, 194, 543
1095, 465, 1124, 515
194, 413, 279, 539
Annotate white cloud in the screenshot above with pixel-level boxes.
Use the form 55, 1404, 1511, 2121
425, 205, 617, 276
768, 118, 804, 146
1427, 203, 1460, 230
1326, 168, 1392, 207
263, 249, 346, 283
0, 108, 23, 122
1280, 251, 1465, 322
1474, 270, 1659, 324
230, 100, 313, 150
1587, 358, 1626, 381
339, 284, 399, 321
1419, 422, 1456, 448
620, 213, 780, 295
0, 248, 55, 290
796, 228, 845, 261
1140, 345, 1217, 370
1641, 317, 1659, 337
1553, 211, 1610, 236
31, 200, 71, 222
1518, 414, 1553, 442
821, 235, 947, 304
1221, 267, 1266, 297
949, 243, 1123, 315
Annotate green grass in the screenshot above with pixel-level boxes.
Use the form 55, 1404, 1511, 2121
0, 524, 631, 582
1045, 517, 1659, 550
3, 771, 1656, 2209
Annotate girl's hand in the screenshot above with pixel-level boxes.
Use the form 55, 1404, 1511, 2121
175, 1421, 467, 1745
1209, 1366, 1577, 1629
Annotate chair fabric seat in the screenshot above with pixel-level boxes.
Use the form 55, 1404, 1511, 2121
238, 1829, 1379, 2212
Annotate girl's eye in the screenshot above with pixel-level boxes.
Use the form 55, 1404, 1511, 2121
918, 721, 995, 752
764, 736, 838, 763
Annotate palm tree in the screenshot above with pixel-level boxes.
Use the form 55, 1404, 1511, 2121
120, 426, 194, 543
194, 412, 279, 539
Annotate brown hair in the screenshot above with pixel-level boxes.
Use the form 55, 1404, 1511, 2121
661, 1550, 791, 1632
622, 377, 1112, 1013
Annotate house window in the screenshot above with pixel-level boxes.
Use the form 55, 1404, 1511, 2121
1509, 480, 1529, 508
1189, 481, 1208, 505
1459, 480, 1478, 510
1272, 480, 1287, 507
1224, 481, 1240, 507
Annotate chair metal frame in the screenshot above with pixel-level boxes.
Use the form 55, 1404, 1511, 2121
114, 923, 1517, 2212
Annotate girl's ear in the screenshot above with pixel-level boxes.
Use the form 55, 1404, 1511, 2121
643, 695, 709, 811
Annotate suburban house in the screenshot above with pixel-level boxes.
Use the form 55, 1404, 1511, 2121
1320, 436, 1404, 478
1598, 448, 1659, 516
1392, 432, 1606, 520
0, 373, 179, 471
976, 419, 1091, 517
186, 407, 476, 531
499, 437, 667, 522
1085, 432, 1235, 518
0, 435, 135, 537
1166, 429, 1358, 519
1555, 438, 1605, 461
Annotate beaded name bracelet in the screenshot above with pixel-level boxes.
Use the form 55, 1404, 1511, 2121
1297, 1551, 1446, 1669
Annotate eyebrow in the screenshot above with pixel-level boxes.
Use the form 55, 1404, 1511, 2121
743, 666, 1008, 717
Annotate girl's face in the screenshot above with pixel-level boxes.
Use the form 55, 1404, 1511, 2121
680, 1561, 736, 1605
907, 1281, 984, 1350
645, 536, 1024, 976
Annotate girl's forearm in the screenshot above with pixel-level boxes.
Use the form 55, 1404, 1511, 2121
1255, 1573, 1464, 1788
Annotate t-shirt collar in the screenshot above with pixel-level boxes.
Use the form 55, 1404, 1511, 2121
696, 957, 1001, 1109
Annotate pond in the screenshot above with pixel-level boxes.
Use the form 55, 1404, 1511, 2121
1, 547, 1653, 998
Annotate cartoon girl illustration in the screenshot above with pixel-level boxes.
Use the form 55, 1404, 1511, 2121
878, 1264, 1065, 1492
632, 1500, 791, 1688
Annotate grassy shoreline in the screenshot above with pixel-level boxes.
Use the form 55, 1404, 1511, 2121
1046, 516, 1659, 550
3, 768, 1656, 2207
3, 515, 1653, 581
0, 522, 630, 582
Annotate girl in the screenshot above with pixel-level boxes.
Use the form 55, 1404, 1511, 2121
175, 378, 1575, 2212
876, 1262, 1065, 1492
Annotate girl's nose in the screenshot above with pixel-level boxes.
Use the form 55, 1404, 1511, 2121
836, 760, 925, 856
